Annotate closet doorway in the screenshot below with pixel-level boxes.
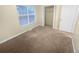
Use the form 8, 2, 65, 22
45, 6, 54, 27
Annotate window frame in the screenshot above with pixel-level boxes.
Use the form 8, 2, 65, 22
16, 5, 36, 27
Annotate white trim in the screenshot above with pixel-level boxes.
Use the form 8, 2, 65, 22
0, 25, 39, 44
41, 6, 45, 26
72, 36, 76, 53
53, 5, 56, 29
0, 30, 27, 44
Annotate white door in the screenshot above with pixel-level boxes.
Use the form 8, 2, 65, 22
59, 6, 78, 33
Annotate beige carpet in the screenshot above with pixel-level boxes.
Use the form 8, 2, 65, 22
0, 26, 74, 53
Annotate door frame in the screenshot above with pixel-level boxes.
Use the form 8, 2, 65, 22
42, 5, 56, 28
44, 6, 54, 27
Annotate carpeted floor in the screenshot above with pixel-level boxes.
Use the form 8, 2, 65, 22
0, 26, 74, 53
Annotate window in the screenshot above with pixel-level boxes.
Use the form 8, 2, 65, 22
16, 5, 35, 27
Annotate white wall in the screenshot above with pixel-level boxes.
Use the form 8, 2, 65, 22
35, 5, 44, 26
53, 6, 61, 29
59, 6, 78, 33
40, 6, 45, 26
0, 5, 43, 43
0, 6, 20, 42
73, 7, 79, 52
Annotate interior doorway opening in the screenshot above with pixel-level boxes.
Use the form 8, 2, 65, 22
45, 6, 54, 27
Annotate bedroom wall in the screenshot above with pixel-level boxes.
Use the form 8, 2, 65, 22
35, 5, 43, 26
75, 13, 79, 34
74, 12, 79, 52
0, 5, 42, 43
59, 6, 78, 33
0, 6, 20, 42
53, 5, 61, 29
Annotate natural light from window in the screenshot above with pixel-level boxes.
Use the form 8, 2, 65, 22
16, 5, 35, 27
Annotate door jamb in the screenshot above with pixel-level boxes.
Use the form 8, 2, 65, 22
42, 5, 55, 28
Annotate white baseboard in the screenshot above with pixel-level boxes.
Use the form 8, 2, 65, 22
72, 38, 76, 53
0, 30, 27, 44
0, 25, 39, 44
72, 33, 79, 53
